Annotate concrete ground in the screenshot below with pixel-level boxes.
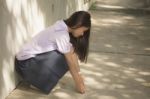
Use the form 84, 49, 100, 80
6, 1, 150, 99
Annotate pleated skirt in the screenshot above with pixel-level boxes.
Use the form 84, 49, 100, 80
15, 50, 69, 94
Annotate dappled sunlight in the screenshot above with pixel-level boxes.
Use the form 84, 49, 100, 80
123, 70, 136, 76
128, 67, 138, 71
121, 16, 135, 20
92, 57, 103, 62
90, 9, 150, 58
4, 0, 46, 55
2, 59, 15, 93
91, 9, 149, 32
54, 92, 71, 98
92, 15, 147, 27
101, 78, 111, 83
86, 54, 122, 68
135, 78, 146, 83
91, 18, 100, 26
96, 0, 122, 5
121, 58, 134, 63
129, 32, 137, 35
84, 77, 111, 90
138, 71, 150, 76
80, 62, 95, 67
89, 53, 109, 60
4, 0, 150, 98
82, 69, 103, 77
98, 95, 117, 99
101, 19, 125, 24
96, 4, 125, 9
141, 82, 150, 87
80, 51, 150, 98
94, 0, 150, 10
92, 16, 127, 27
105, 62, 120, 67
6, 0, 45, 36
85, 77, 100, 85
105, 44, 113, 48
144, 47, 150, 51
86, 1, 150, 98
1, 1, 46, 98
110, 83, 126, 89
122, 94, 131, 98
91, 18, 115, 27
2, 60, 11, 92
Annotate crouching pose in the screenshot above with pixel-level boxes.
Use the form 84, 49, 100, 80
15, 11, 91, 94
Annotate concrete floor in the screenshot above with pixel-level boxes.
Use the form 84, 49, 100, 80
6, 2, 150, 99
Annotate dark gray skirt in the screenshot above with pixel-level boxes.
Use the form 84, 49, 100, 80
15, 50, 69, 94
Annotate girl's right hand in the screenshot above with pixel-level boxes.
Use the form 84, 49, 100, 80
76, 75, 86, 94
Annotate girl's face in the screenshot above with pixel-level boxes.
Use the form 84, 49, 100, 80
71, 26, 89, 38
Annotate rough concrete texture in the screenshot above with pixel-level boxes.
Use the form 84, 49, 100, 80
6, 1, 150, 99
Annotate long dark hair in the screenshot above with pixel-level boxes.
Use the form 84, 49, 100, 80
64, 11, 91, 63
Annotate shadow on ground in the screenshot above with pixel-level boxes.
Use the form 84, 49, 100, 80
6, 1, 150, 99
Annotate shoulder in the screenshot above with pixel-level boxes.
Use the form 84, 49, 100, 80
54, 20, 70, 40
55, 30, 70, 42
53, 20, 68, 33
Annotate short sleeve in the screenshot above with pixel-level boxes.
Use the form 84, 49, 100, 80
55, 34, 72, 54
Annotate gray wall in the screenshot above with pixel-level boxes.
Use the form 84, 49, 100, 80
0, 0, 95, 99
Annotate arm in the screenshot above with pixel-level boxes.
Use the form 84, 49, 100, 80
64, 47, 85, 94
71, 49, 80, 72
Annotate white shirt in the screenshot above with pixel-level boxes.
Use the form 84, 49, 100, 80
16, 20, 72, 60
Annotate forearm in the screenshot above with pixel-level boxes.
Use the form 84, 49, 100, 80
66, 57, 82, 86
64, 48, 85, 93
72, 52, 80, 72
65, 54, 84, 90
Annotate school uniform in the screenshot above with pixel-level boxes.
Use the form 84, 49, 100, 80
15, 20, 72, 94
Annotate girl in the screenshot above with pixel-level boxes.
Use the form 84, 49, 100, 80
15, 11, 91, 94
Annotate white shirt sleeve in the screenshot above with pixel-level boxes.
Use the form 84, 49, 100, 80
55, 33, 72, 54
